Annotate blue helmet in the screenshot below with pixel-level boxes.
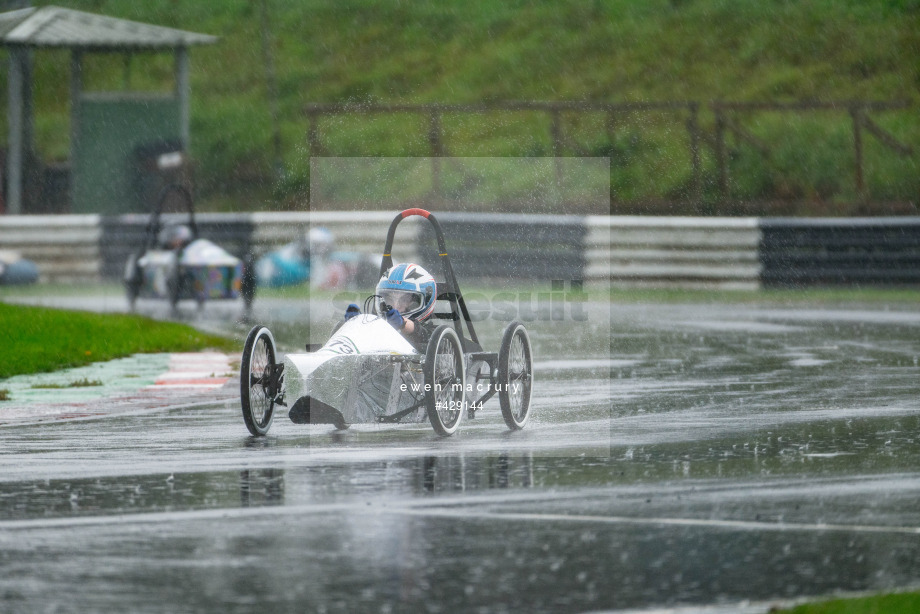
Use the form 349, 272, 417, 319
375, 263, 437, 321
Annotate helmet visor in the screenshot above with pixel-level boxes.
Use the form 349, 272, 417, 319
378, 289, 422, 315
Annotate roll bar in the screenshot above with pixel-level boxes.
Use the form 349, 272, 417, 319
143, 183, 199, 250
380, 208, 480, 349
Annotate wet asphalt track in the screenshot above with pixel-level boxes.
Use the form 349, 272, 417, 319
1, 292, 920, 613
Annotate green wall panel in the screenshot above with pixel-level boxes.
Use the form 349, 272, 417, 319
72, 96, 180, 214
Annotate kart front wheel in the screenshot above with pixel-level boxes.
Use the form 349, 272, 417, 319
241, 252, 256, 314
498, 321, 533, 430
241, 325, 280, 436
424, 325, 466, 437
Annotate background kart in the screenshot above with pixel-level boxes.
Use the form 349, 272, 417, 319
123, 184, 256, 313
240, 208, 534, 437
254, 233, 380, 290
0, 249, 39, 285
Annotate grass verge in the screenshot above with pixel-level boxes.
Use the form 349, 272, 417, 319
30, 378, 103, 389
262, 283, 920, 305
5, 281, 919, 308
777, 591, 920, 613
0, 303, 238, 379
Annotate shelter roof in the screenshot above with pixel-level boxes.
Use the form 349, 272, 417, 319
0, 6, 217, 49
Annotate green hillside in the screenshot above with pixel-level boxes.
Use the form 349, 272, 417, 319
7, 0, 920, 214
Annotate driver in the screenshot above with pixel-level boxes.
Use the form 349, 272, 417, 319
344, 263, 437, 348
158, 224, 193, 250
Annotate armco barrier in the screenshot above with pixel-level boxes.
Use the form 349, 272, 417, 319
416, 212, 588, 282
2, 212, 918, 288
760, 217, 920, 286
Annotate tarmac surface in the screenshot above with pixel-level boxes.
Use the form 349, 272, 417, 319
1, 291, 919, 613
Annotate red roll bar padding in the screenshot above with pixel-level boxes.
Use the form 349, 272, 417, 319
381, 209, 448, 274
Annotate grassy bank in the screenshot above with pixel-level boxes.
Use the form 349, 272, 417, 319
0, 303, 237, 379
778, 590, 920, 613
7, 0, 919, 213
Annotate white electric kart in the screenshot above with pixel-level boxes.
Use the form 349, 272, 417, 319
124, 184, 255, 312
239, 208, 534, 437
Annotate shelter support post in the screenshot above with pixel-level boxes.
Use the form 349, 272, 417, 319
70, 49, 82, 174
6, 47, 26, 214
176, 47, 190, 150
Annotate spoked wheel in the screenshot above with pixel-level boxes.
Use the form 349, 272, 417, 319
424, 325, 466, 437
498, 321, 533, 430
241, 325, 280, 436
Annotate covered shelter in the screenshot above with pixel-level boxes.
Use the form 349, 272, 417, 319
0, 5, 216, 214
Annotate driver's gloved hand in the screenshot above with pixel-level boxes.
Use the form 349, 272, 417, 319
344, 304, 360, 320
385, 307, 405, 330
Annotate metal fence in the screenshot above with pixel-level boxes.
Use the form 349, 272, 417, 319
303, 100, 915, 206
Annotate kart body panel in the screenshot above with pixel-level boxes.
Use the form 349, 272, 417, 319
283, 316, 427, 424
124, 184, 253, 309
254, 241, 310, 288
0, 250, 39, 285
283, 315, 494, 425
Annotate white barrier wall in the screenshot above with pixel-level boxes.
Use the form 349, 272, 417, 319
587, 216, 762, 290
2, 212, 762, 288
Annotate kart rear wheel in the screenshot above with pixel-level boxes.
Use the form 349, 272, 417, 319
424, 325, 466, 437
241, 325, 279, 436
124, 254, 142, 312
167, 256, 181, 311
168, 279, 182, 311
498, 321, 533, 430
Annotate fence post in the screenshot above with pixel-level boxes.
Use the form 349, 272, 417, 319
687, 102, 702, 206
714, 104, 729, 202
549, 106, 564, 188
549, 107, 561, 156
606, 109, 616, 204
307, 110, 320, 158
850, 105, 865, 197
428, 110, 443, 204
605, 109, 617, 145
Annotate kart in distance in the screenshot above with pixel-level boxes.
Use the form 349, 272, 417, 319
240, 208, 534, 437
123, 184, 255, 313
